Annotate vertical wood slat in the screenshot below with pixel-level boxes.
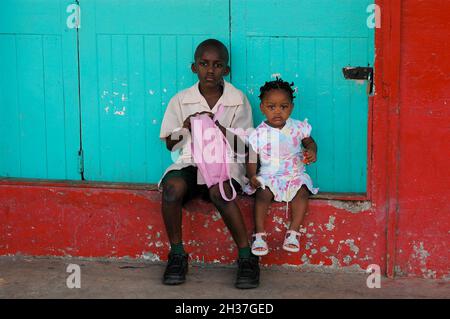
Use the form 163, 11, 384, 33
16, 35, 47, 178
333, 38, 351, 192
0, 35, 21, 177
0, 0, 81, 180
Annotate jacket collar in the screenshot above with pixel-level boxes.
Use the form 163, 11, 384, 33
182, 80, 244, 107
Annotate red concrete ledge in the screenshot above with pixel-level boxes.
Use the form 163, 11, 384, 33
0, 178, 368, 200
0, 182, 383, 274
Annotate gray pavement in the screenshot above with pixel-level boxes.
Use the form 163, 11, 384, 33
0, 256, 448, 299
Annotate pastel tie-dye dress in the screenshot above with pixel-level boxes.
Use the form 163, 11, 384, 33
244, 118, 319, 202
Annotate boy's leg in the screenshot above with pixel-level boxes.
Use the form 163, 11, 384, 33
161, 171, 190, 245
254, 188, 274, 233
289, 185, 310, 231
208, 180, 249, 249
160, 166, 197, 285
208, 180, 260, 289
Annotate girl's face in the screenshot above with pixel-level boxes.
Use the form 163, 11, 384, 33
260, 89, 293, 129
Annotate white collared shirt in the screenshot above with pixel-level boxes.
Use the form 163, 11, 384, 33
159, 80, 254, 188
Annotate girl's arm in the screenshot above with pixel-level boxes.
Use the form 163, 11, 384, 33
302, 136, 318, 163
246, 146, 261, 188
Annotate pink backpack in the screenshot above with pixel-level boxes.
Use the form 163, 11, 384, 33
190, 104, 237, 201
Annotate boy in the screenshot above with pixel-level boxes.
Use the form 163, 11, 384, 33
158, 39, 259, 289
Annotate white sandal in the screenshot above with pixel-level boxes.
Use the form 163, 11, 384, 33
282, 230, 301, 253
251, 232, 269, 256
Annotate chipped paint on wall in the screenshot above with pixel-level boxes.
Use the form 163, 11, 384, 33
325, 216, 336, 231
327, 200, 371, 213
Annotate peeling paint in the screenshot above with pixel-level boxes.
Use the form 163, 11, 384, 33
325, 216, 336, 231
344, 239, 360, 255
327, 200, 371, 213
412, 242, 430, 263
114, 107, 126, 116
411, 241, 435, 278
211, 211, 221, 221
301, 253, 310, 263
141, 252, 160, 262
294, 256, 366, 273
343, 255, 352, 265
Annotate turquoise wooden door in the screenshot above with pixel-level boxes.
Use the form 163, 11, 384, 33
78, 0, 230, 183
0, 0, 81, 180
231, 0, 374, 193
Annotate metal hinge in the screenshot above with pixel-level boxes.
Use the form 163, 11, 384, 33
78, 149, 84, 174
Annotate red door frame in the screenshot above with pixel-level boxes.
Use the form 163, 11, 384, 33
372, 0, 402, 278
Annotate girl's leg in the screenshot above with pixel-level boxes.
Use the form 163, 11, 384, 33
208, 181, 249, 249
289, 185, 310, 231
254, 188, 274, 233
161, 177, 189, 245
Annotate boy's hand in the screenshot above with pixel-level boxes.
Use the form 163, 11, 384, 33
250, 175, 262, 189
303, 149, 317, 165
182, 111, 214, 131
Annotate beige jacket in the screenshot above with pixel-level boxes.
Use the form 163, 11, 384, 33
159, 80, 254, 189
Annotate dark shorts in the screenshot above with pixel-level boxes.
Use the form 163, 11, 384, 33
161, 166, 241, 203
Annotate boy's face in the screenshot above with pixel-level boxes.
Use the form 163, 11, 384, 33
260, 89, 294, 129
191, 48, 230, 89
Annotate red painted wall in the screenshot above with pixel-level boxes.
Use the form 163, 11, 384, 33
0, 0, 448, 279
0, 184, 383, 272
394, 0, 450, 279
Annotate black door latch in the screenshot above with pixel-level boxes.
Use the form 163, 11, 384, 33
342, 66, 374, 95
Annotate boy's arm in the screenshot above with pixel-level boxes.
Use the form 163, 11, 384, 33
165, 131, 185, 151
160, 95, 184, 151
164, 111, 210, 151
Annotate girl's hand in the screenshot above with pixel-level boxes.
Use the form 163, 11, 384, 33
182, 111, 214, 131
250, 175, 262, 189
303, 149, 317, 165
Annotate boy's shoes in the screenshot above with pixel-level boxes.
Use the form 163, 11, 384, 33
235, 255, 260, 289
163, 252, 189, 285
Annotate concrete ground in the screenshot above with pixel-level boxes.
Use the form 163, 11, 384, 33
0, 256, 448, 299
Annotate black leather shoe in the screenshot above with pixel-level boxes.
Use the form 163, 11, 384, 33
163, 252, 188, 285
235, 255, 260, 289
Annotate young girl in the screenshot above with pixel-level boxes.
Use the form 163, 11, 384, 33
245, 78, 319, 256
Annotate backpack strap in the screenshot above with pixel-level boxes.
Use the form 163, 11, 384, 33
218, 124, 237, 202
212, 103, 237, 201
218, 162, 237, 201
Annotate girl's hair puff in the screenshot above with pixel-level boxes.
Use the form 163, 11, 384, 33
258, 77, 296, 101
